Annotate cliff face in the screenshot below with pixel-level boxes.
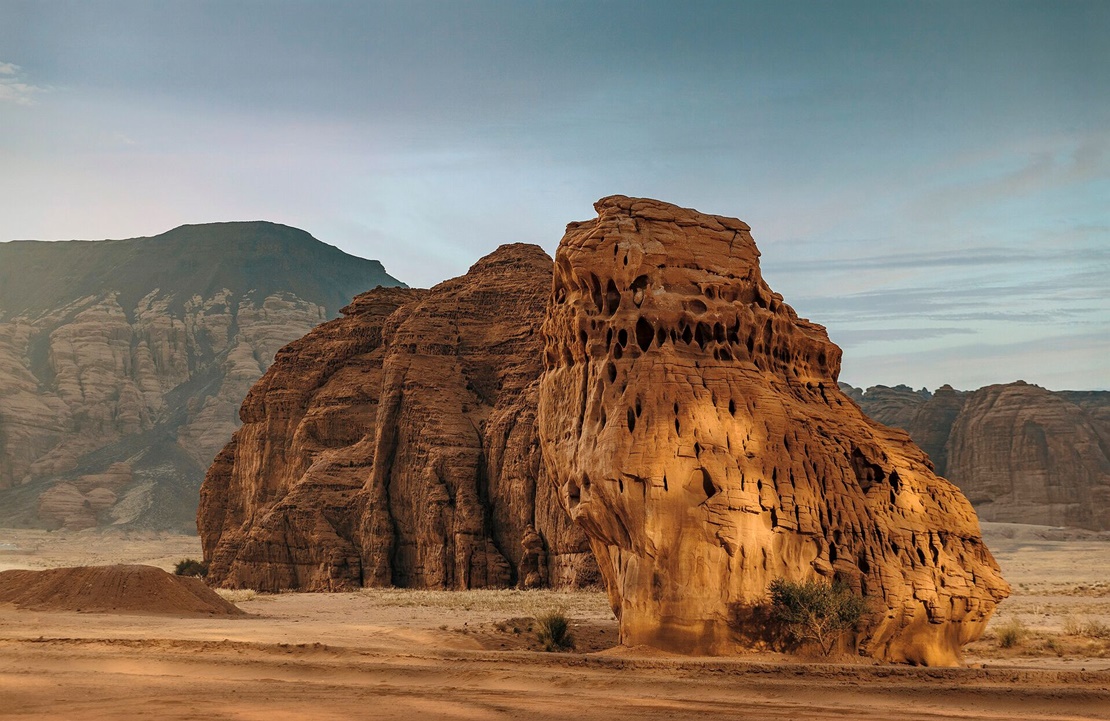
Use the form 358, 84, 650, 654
0, 222, 402, 531
848, 382, 1110, 530
538, 196, 1007, 665
199, 244, 597, 591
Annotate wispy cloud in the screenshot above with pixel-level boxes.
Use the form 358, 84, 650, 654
910, 134, 1110, 222
0, 61, 46, 105
770, 248, 1070, 275
832, 327, 978, 347
841, 330, 1110, 392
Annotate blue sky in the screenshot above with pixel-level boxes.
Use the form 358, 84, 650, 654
0, 1, 1106, 390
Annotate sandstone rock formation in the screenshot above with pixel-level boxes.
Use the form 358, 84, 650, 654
849, 382, 1110, 530
199, 244, 597, 592
538, 196, 1008, 665
0, 222, 401, 531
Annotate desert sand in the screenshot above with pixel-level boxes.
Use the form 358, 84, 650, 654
1, 524, 1108, 720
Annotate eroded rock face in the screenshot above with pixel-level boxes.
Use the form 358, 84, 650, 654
0, 222, 401, 531
948, 383, 1110, 530
538, 196, 1008, 665
199, 244, 597, 591
849, 382, 1110, 530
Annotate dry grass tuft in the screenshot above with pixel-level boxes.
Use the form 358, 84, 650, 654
215, 588, 258, 603
996, 618, 1027, 649
535, 609, 575, 652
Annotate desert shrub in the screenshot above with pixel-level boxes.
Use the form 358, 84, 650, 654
768, 578, 867, 656
1063, 615, 1083, 636
174, 558, 209, 577
996, 619, 1027, 649
535, 610, 575, 652
1083, 619, 1110, 640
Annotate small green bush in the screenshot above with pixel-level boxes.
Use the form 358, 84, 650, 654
535, 610, 575, 652
768, 577, 867, 656
997, 619, 1027, 649
174, 558, 209, 578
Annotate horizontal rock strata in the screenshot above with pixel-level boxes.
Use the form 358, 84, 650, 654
0, 222, 400, 531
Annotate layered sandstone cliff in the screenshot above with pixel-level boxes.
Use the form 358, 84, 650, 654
199, 244, 597, 591
0, 222, 401, 531
849, 382, 1110, 530
538, 196, 1008, 665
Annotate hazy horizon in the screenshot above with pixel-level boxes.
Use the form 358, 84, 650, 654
1, 1, 1106, 391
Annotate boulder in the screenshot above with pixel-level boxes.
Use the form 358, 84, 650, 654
538, 196, 1008, 665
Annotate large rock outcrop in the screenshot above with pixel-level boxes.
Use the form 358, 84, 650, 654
0, 222, 402, 531
538, 196, 1008, 665
199, 244, 597, 592
849, 382, 1110, 530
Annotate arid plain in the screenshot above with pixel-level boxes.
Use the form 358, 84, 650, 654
1, 524, 1108, 720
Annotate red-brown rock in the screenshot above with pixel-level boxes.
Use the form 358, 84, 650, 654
850, 382, 1110, 530
538, 196, 1008, 665
199, 245, 598, 591
947, 382, 1110, 530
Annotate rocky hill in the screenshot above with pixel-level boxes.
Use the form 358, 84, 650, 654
845, 382, 1110, 530
0, 222, 402, 532
198, 244, 597, 591
197, 197, 1007, 665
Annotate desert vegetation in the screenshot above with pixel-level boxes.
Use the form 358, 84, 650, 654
214, 588, 258, 603
534, 609, 575, 652
768, 578, 868, 656
173, 558, 208, 577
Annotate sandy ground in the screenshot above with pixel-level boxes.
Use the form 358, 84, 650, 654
1, 524, 1109, 720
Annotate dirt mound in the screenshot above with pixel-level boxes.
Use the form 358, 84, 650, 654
0, 564, 245, 616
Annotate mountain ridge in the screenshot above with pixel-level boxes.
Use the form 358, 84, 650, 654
0, 221, 404, 532
0, 221, 401, 320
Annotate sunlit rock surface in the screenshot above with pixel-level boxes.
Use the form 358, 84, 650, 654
538, 196, 1009, 665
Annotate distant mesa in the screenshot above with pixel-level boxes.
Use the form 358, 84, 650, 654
0, 221, 403, 532
845, 382, 1110, 531
537, 196, 1008, 665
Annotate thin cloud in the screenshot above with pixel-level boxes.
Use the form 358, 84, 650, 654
841, 330, 1110, 392
763, 237, 1110, 276
911, 135, 1110, 221
832, 327, 978, 347
0, 61, 46, 105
